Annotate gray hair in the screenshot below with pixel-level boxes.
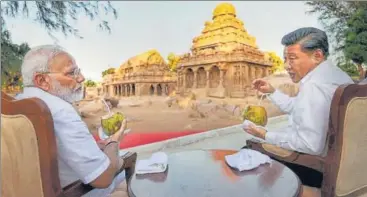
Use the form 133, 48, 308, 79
21, 45, 69, 86
281, 27, 329, 57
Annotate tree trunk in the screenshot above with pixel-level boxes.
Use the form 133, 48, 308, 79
357, 63, 365, 80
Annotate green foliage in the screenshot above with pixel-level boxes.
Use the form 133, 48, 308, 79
167, 53, 180, 72
306, 1, 367, 79
1, 30, 30, 88
1, 1, 118, 39
84, 79, 97, 87
337, 60, 359, 77
344, 8, 367, 65
305, 1, 364, 51
102, 68, 115, 77
265, 52, 284, 73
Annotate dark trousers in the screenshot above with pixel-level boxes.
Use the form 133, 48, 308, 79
271, 157, 323, 188
242, 145, 323, 188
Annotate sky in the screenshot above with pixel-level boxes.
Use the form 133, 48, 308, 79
4, 1, 323, 82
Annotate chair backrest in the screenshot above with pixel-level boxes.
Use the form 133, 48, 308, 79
1, 91, 64, 197
322, 84, 367, 197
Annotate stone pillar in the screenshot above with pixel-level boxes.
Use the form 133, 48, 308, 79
219, 69, 224, 87
182, 73, 186, 90
154, 84, 158, 96
130, 84, 133, 96
206, 70, 210, 88
125, 84, 128, 97
250, 67, 256, 82
109, 85, 114, 97
264, 68, 269, 77
258, 68, 263, 79
193, 71, 197, 89
244, 65, 249, 86
162, 84, 167, 96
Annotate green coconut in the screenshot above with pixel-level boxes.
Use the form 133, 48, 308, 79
242, 105, 268, 127
101, 112, 125, 136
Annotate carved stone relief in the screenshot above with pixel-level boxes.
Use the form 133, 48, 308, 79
210, 66, 220, 88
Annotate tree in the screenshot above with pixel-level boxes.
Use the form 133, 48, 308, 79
344, 8, 367, 80
265, 52, 284, 73
1, 1, 118, 39
84, 79, 97, 87
1, 30, 30, 90
305, 1, 367, 78
305, 1, 364, 51
102, 68, 115, 77
167, 53, 180, 72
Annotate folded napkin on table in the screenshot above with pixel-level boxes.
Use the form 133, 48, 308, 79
135, 152, 168, 175
225, 149, 271, 171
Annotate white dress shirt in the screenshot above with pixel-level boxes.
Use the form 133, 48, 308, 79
265, 60, 354, 156
16, 87, 125, 197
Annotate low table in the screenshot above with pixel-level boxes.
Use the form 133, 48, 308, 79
128, 149, 302, 197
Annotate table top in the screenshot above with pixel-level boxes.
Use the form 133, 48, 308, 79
128, 149, 301, 197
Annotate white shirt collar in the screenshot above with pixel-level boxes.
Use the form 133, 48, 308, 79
300, 60, 329, 85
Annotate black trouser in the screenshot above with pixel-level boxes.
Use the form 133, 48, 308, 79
242, 145, 323, 188
271, 157, 323, 188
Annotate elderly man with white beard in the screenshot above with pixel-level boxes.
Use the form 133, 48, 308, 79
15, 45, 132, 197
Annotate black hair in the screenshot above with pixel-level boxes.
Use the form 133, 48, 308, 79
281, 27, 329, 57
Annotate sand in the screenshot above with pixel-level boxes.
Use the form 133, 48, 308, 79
78, 73, 298, 135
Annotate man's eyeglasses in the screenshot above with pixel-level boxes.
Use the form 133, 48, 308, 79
40, 68, 82, 80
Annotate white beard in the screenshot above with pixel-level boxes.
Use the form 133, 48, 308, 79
50, 78, 83, 103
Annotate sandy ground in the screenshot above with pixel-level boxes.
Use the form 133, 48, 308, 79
78, 96, 242, 135
77, 73, 298, 136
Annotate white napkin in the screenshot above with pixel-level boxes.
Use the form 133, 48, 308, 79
225, 149, 271, 171
135, 152, 168, 175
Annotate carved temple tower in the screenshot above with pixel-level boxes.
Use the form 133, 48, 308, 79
177, 3, 272, 98
102, 50, 177, 97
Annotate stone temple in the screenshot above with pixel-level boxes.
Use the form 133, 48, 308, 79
102, 50, 177, 97
177, 2, 272, 98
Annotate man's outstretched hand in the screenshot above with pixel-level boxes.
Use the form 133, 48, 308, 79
98, 119, 128, 150
110, 119, 128, 143
243, 123, 267, 140
252, 79, 275, 94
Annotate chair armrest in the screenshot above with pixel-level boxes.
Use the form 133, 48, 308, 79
121, 152, 138, 181
62, 151, 137, 197
246, 140, 325, 172
62, 181, 93, 197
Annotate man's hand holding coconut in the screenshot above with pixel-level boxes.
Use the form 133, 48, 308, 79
98, 117, 128, 150
241, 78, 274, 139
98, 112, 136, 171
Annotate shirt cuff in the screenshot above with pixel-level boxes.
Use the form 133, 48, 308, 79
81, 156, 111, 184
265, 131, 284, 146
268, 89, 283, 102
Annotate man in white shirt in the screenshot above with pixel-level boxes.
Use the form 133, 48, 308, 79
243, 27, 353, 188
15, 45, 133, 197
